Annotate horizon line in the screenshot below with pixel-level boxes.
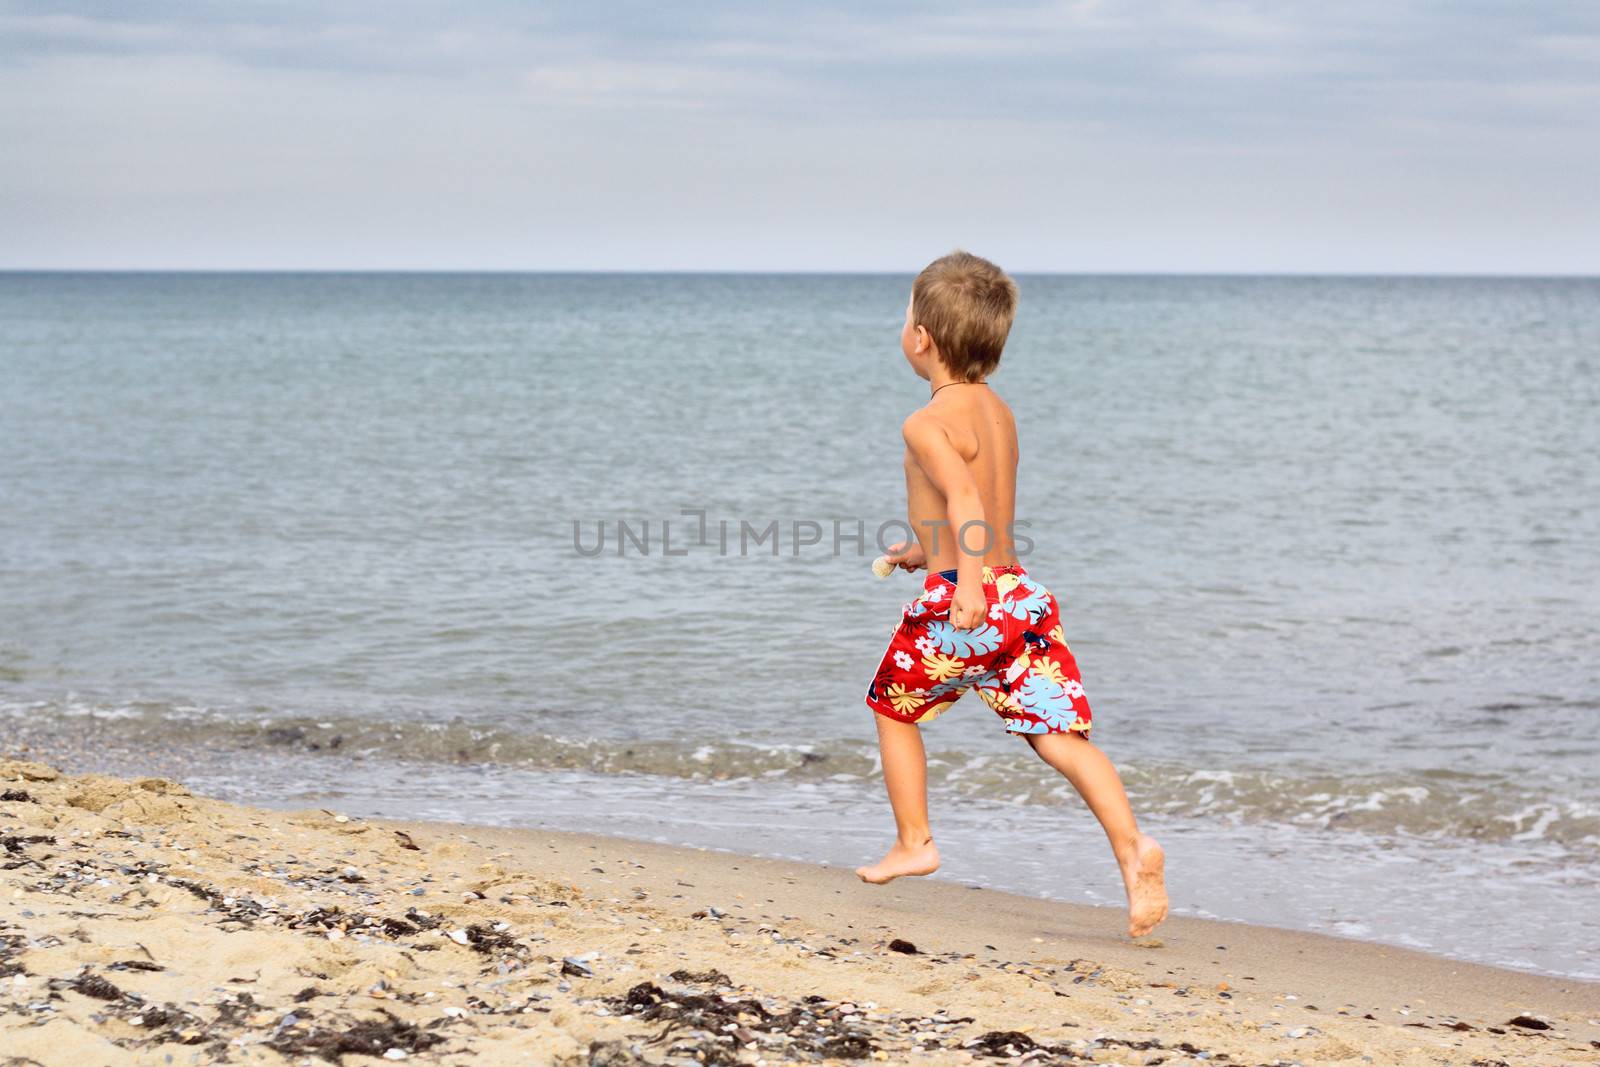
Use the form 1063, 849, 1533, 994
2, 268, 1597, 280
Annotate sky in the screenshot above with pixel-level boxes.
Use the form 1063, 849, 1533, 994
2, 1, 1598, 273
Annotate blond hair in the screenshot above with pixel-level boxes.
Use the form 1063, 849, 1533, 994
911, 249, 1019, 381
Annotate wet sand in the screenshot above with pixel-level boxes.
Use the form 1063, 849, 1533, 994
2, 758, 1596, 1065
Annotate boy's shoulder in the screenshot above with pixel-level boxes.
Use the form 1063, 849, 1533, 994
900, 403, 939, 436
899, 404, 954, 451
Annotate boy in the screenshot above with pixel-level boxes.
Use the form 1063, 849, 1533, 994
857, 250, 1168, 939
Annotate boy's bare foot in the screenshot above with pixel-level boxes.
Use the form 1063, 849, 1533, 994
1120, 834, 1168, 937
855, 837, 940, 884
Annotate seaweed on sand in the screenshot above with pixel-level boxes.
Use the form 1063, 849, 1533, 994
605, 977, 883, 1062
266, 1008, 447, 1064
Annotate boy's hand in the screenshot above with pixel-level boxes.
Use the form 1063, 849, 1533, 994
950, 580, 986, 630
884, 541, 926, 572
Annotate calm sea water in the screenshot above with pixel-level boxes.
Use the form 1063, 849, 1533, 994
2, 272, 1597, 978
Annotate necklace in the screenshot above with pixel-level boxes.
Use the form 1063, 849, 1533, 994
931, 380, 985, 398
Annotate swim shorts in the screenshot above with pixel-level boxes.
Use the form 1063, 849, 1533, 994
865, 564, 1092, 737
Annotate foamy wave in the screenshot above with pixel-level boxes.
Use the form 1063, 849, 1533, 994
5, 696, 1598, 855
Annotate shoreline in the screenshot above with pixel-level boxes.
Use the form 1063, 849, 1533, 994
3, 759, 1596, 1065
8, 714, 1591, 984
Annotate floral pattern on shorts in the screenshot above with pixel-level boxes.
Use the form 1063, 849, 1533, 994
865, 565, 1092, 736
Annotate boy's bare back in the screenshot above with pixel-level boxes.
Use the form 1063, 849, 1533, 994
903, 383, 1020, 573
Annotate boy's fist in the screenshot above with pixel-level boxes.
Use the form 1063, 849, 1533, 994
950, 581, 986, 629
883, 541, 926, 572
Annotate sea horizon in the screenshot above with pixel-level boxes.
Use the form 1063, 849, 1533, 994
4, 267, 1599, 279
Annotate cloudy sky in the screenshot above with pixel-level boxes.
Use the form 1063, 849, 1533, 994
2, 1, 1597, 272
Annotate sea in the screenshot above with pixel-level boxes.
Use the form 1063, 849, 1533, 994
2, 271, 1596, 980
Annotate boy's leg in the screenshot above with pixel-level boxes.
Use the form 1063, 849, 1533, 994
855, 713, 941, 884
1025, 732, 1168, 937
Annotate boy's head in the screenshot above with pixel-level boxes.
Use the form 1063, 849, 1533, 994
901, 249, 1018, 382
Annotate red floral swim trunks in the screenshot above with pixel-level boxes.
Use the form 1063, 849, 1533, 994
865, 564, 1092, 737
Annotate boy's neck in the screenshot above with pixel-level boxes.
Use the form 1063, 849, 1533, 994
927, 364, 981, 397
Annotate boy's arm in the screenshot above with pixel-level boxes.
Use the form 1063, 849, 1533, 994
902, 411, 987, 629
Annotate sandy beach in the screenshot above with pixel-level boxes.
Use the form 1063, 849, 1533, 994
2, 758, 1595, 1066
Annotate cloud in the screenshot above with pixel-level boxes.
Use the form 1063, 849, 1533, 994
4, 2, 1598, 135
0, 1, 1596, 270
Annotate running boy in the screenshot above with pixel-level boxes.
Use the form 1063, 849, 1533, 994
857, 250, 1168, 938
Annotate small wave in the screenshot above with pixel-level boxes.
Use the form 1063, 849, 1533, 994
5, 695, 1598, 856
0, 696, 883, 784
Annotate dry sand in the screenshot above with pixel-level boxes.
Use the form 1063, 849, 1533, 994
2, 758, 1596, 1066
